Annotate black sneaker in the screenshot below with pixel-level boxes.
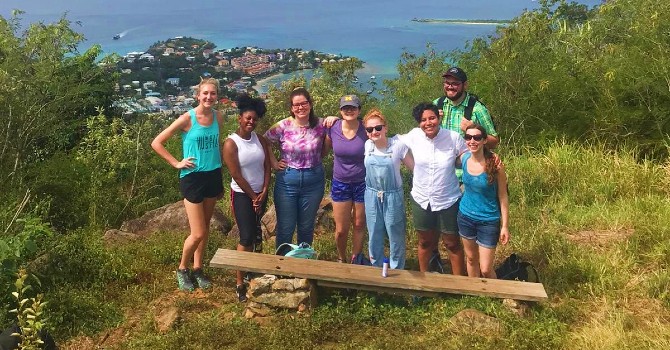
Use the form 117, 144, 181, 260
236, 284, 248, 302
176, 268, 195, 292
191, 268, 212, 290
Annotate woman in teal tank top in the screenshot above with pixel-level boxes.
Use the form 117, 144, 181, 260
151, 78, 223, 292
457, 124, 510, 279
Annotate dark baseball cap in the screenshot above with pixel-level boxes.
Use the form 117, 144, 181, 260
442, 67, 467, 82
339, 94, 361, 109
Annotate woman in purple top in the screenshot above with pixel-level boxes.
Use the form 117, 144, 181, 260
265, 87, 337, 248
324, 95, 368, 263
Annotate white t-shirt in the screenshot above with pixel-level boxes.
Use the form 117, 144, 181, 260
228, 132, 265, 193
398, 128, 467, 211
364, 135, 409, 189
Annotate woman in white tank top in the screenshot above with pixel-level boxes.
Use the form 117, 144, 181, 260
222, 94, 271, 302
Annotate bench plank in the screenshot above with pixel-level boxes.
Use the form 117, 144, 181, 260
210, 249, 547, 301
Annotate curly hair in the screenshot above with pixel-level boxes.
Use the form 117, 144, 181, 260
236, 93, 266, 118
412, 102, 440, 123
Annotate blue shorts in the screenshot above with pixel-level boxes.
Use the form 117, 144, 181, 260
457, 212, 500, 249
331, 179, 365, 203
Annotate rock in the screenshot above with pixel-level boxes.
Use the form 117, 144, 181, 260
119, 201, 231, 236
260, 204, 277, 237
257, 200, 332, 238
245, 301, 272, 318
272, 278, 309, 292
251, 291, 311, 309
297, 303, 309, 313
315, 197, 334, 229
502, 298, 530, 317
227, 224, 240, 239
319, 197, 333, 211
248, 275, 277, 296
243, 308, 256, 319
155, 306, 180, 333
450, 309, 502, 336
103, 229, 141, 243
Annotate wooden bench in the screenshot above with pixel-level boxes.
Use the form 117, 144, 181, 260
210, 249, 548, 302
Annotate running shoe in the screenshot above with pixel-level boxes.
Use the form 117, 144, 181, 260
191, 268, 212, 290
176, 268, 195, 292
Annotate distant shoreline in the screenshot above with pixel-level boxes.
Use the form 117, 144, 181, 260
252, 72, 285, 91
412, 18, 511, 25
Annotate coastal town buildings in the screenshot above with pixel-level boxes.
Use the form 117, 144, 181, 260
114, 36, 350, 115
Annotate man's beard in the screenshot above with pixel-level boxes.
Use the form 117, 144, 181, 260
447, 90, 464, 101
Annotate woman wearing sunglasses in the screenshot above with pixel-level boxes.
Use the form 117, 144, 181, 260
457, 124, 510, 278
363, 109, 414, 269
324, 95, 368, 263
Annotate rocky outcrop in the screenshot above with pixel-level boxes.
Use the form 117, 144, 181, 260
105, 201, 231, 243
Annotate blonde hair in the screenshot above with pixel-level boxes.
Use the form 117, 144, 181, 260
195, 77, 220, 96
363, 108, 387, 125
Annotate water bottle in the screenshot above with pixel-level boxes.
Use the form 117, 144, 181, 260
382, 257, 390, 277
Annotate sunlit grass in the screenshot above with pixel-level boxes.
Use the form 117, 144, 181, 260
48, 142, 670, 349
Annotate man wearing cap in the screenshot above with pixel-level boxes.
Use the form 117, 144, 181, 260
434, 67, 499, 149
324, 94, 369, 264
428, 67, 499, 275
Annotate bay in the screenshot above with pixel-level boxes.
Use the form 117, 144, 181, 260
2, 0, 602, 92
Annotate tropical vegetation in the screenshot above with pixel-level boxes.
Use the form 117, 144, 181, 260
0, 0, 669, 348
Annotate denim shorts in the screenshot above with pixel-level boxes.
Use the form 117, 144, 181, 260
457, 212, 500, 249
331, 179, 365, 203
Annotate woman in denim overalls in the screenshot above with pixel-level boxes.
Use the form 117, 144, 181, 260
363, 109, 414, 269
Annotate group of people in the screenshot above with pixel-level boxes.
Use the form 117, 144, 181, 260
151, 67, 510, 301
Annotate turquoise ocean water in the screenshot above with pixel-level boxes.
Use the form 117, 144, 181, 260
2, 0, 601, 92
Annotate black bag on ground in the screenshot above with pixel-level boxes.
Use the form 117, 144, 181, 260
495, 253, 540, 283
428, 250, 445, 274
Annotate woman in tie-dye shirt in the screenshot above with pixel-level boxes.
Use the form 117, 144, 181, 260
265, 87, 337, 248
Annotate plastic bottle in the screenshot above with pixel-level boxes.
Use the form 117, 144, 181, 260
382, 257, 390, 277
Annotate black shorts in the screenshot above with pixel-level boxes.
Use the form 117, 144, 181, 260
231, 191, 267, 247
179, 168, 224, 203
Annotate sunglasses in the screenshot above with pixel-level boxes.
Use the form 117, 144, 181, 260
464, 134, 484, 141
365, 125, 385, 133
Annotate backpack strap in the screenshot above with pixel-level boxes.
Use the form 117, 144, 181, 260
464, 94, 479, 121
436, 96, 447, 111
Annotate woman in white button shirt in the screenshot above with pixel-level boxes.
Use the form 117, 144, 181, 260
398, 102, 468, 274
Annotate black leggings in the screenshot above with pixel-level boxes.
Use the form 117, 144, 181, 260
231, 191, 267, 247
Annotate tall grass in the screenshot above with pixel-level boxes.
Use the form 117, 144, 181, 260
31, 142, 670, 349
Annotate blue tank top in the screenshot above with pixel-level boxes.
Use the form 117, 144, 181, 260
180, 109, 221, 178
459, 152, 500, 222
